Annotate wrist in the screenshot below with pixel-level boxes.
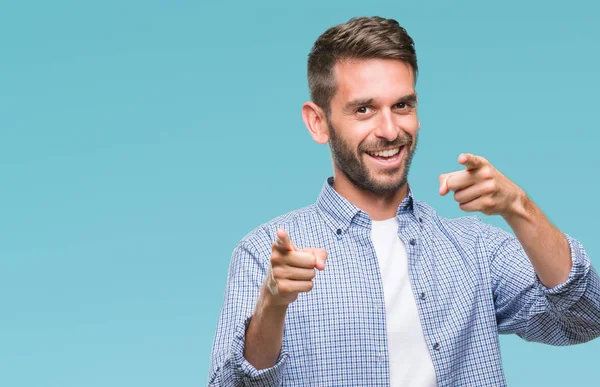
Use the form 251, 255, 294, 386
258, 283, 291, 312
250, 288, 288, 334
503, 188, 532, 222
245, 285, 288, 371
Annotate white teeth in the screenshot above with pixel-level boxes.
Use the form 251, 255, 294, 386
368, 147, 401, 157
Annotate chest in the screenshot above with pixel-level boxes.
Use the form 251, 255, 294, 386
282, 229, 498, 385
288, 228, 496, 345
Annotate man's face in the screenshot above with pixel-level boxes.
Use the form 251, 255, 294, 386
326, 58, 420, 195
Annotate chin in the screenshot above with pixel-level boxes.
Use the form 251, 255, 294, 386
367, 176, 407, 194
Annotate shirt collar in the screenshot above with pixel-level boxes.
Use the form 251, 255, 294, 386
316, 176, 420, 237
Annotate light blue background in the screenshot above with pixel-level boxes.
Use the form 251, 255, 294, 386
1, 0, 598, 386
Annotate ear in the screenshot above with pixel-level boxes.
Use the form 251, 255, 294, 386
302, 102, 329, 144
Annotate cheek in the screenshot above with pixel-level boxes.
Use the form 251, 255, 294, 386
343, 123, 373, 152
393, 115, 419, 135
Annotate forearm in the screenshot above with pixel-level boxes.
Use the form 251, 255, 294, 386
503, 191, 572, 288
244, 287, 288, 370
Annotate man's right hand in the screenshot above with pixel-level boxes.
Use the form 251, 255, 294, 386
264, 228, 328, 307
244, 228, 328, 370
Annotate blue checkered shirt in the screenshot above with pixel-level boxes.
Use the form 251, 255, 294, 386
209, 177, 600, 386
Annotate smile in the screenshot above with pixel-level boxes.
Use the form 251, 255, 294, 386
366, 147, 401, 158
365, 146, 406, 169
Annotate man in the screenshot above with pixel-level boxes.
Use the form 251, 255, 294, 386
209, 16, 600, 386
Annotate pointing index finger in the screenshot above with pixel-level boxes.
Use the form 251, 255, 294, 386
275, 228, 297, 252
458, 153, 485, 171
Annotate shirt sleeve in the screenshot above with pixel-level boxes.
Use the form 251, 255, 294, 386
482, 222, 600, 345
208, 240, 290, 386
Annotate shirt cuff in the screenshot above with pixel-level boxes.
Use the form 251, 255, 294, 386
536, 233, 591, 310
231, 315, 290, 386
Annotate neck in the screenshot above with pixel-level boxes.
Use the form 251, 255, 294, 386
332, 172, 408, 221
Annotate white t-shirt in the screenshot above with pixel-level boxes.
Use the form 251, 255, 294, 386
371, 217, 437, 387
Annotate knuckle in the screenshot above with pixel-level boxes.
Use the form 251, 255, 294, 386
272, 266, 284, 279
278, 281, 291, 294
270, 251, 282, 264
271, 243, 280, 255
481, 167, 493, 179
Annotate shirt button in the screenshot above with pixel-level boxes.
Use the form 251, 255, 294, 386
420, 292, 426, 300
336, 228, 342, 235
409, 238, 416, 246
433, 343, 441, 351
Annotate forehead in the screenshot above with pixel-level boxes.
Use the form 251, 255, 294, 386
332, 58, 415, 101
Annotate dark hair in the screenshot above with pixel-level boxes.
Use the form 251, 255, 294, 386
307, 16, 418, 116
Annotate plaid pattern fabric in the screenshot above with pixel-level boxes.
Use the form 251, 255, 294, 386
209, 177, 600, 386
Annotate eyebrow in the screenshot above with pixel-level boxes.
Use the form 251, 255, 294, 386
343, 93, 418, 113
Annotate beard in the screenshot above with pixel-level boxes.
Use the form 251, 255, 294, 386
327, 118, 417, 195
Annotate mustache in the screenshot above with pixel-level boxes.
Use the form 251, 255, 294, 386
359, 133, 413, 153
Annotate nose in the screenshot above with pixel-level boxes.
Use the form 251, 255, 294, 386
373, 109, 397, 142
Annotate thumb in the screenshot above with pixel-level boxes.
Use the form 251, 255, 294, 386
312, 248, 328, 271
299, 248, 328, 270
438, 173, 450, 196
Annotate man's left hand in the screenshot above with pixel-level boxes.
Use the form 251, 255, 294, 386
439, 153, 526, 217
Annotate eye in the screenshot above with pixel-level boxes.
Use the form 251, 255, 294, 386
395, 102, 410, 109
356, 106, 371, 115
